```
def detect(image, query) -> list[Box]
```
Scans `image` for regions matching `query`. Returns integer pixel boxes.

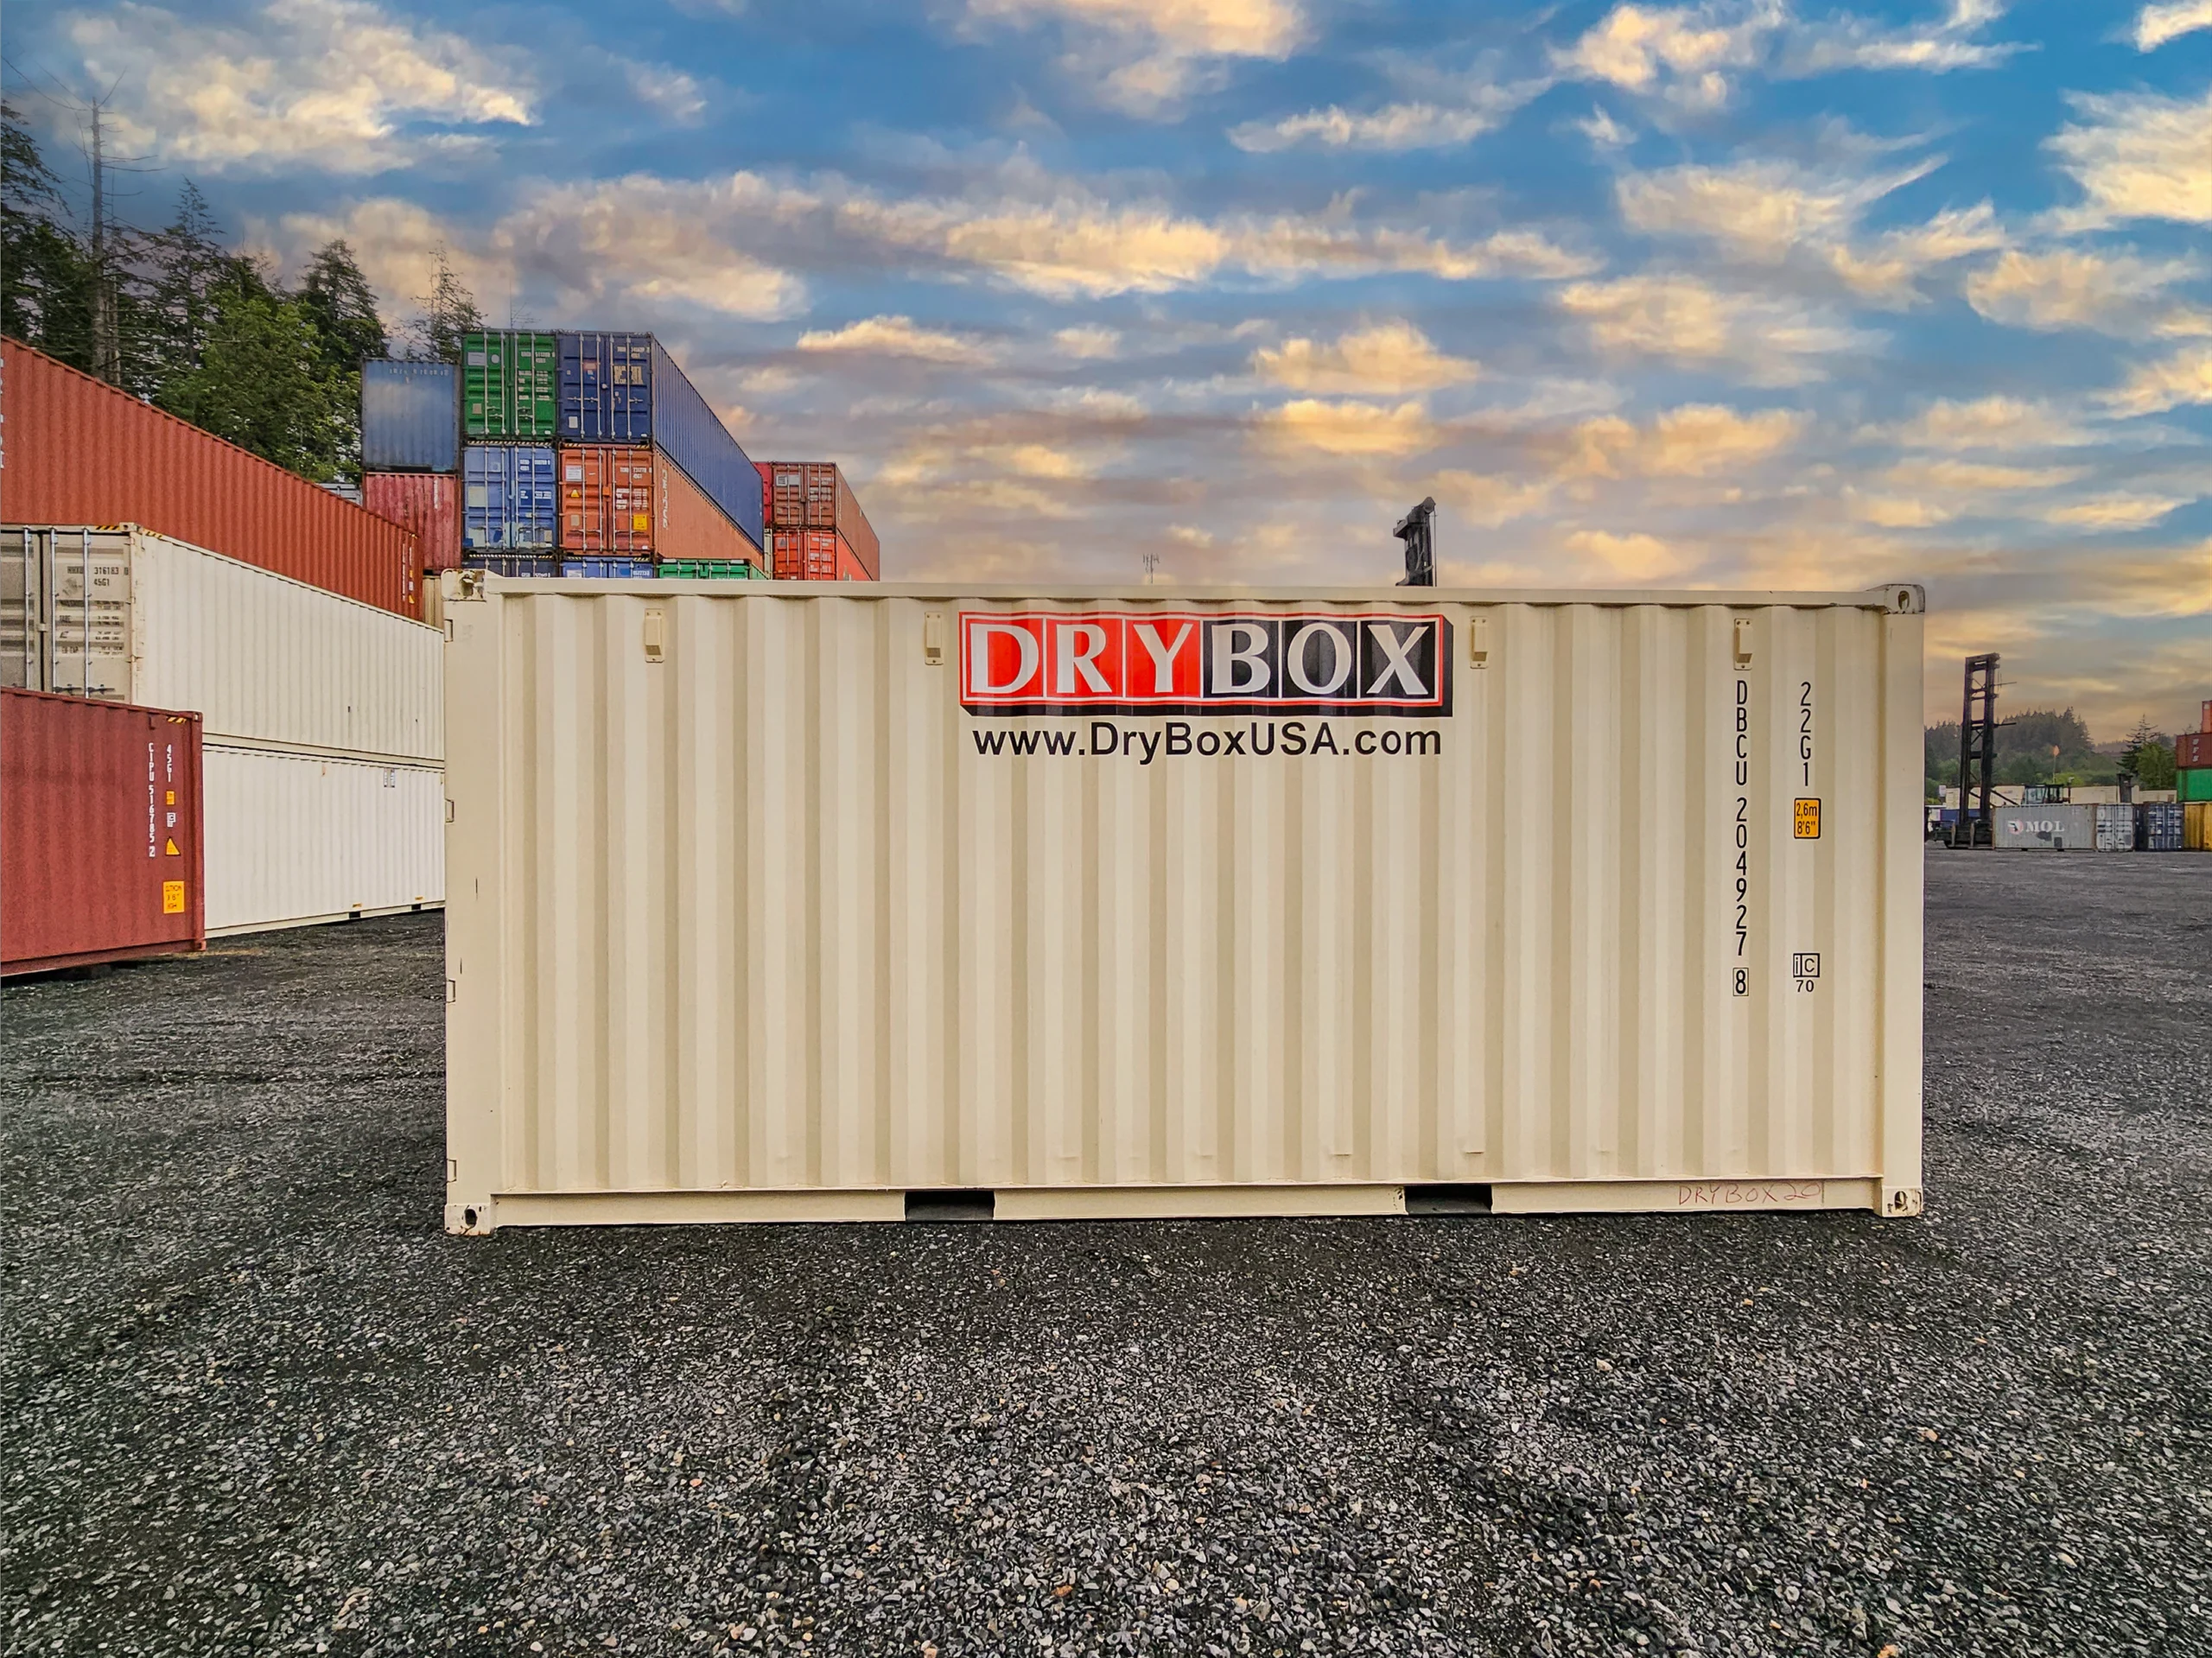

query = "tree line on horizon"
[1925,708,2178,793]
[1,100,484,486]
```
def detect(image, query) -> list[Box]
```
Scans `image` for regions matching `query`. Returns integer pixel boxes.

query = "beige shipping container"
[3,525,442,762]
[442,575,1925,1233]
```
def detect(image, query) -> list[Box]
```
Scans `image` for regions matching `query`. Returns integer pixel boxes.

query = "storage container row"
[757,461,880,579]
[361,334,766,549]
[1992,801,2210,851]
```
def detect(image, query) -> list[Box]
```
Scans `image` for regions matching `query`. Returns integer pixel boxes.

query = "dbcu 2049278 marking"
[960,610,1452,716]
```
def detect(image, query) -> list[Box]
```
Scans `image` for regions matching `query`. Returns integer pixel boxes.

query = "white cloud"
[61,0,532,175]
[2101,346,2212,416]
[622,60,709,126]
[1580,107,1635,149]
[797,314,998,363]
[1565,529,1700,580]
[1618,156,2003,303]
[1252,322,1480,393]
[965,0,1306,116]
[1557,272,1868,382]
[1785,0,2023,74]
[1874,397,2094,452]
[1054,326,1122,359]
[1565,403,1804,478]
[2049,86,2212,228]
[1230,75,1547,153]
[1964,247,2195,334]
[1258,398,1439,456]
[2134,0,2212,50]
[2041,494,2191,530]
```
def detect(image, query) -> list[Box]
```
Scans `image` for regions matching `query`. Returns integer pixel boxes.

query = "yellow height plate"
[1794,797,1822,839]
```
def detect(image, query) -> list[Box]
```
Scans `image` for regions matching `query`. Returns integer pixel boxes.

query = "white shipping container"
[1993,804,2095,850]
[442,576,1927,1232]
[204,745,445,935]
[3,525,442,762]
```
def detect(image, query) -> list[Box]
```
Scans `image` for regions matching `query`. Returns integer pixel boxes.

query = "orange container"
[559,445,656,555]
[1,338,420,616]
[761,461,879,578]
[653,448,761,568]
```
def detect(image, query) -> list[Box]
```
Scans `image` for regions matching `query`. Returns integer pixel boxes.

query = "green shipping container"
[659,560,765,580]
[2180,767,2212,803]
[464,332,557,439]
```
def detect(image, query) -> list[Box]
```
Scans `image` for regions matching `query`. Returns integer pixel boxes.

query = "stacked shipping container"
[758,461,881,580]
[364,331,775,581]
[2180,701,2211,805]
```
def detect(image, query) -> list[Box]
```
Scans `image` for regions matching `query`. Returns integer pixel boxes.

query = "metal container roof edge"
[444,573,1923,611]
[18,524,445,632]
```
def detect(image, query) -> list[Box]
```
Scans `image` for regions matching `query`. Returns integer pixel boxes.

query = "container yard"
[760,459,881,579]
[1,689,203,975]
[441,577,1926,1229]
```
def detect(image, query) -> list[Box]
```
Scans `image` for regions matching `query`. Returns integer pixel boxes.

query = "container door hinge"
[445,797,455,823]
[447,1159,458,1184]
[1469,614,1489,668]
[644,608,666,664]
[446,979,458,1003]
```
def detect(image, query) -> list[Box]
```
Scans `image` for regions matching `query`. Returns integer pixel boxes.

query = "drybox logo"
[959,611,1452,717]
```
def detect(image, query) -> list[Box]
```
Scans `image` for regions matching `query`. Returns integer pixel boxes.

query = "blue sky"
[10,0,2210,733]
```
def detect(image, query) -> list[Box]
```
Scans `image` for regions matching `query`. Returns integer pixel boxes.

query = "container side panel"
[364,473,462,574]
[3,340,418,616]
[649,340,764,548]
[361,360,461,472]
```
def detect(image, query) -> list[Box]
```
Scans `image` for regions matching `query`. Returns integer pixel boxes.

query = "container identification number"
[1733,675,1751,995]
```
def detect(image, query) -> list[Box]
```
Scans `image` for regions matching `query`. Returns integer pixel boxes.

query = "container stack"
[360,360,463,581]
[360,331,774,586]
[757,461,881,581]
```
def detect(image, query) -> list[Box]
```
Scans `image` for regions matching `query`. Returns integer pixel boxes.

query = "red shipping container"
[771,527,865,581]
[655,449,762,568]
[559,445,656,555]
[364,471,461,572]
[1,338,420,616]
[2,688,204,975]
[2180,732,2211,770]
[761,461,880,578]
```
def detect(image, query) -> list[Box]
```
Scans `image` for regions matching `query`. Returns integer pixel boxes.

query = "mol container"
[1,340,419,617]
[464,446,558,549]
[558,446,655,555]
[559,332,653,443]
[762,461,880,578]
[364,473,461,573]
[2,689,204,975]
[361,360,461,472]
[464,332,558,440]
[441,577,1928,1232]
[1994,805,2094,850]
[2,526,441,762]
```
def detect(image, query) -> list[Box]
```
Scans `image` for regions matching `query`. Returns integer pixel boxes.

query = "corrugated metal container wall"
[203,746,443,934]
[0,339,419,617]
[2092,804,2133,852]
[558,446,655,555]
[463,554,561,578]
[2178,768,2212,804]
[771,529,855,580]
[2,689,204,975]
[559,333,653,443]
[464,447,557,549]
[2178,732,2211,770]
[2186,801,2212,851]
[647,340,763,550]
[364,473,462,573]
[2,527,442,762]
[463,333,557,439]
[657,451,762,569]
[360,360,460,472]
[441,579,1927,1232]
[1993,805,2094,849]
[561,558,656,579]
[2137,801,2183,851]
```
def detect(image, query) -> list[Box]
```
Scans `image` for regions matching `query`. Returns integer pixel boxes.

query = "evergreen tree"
[407,245,482,362]
[298,238,386,370]
[158,267,348,482]
[2,99,98,366]
[141,181,235,391]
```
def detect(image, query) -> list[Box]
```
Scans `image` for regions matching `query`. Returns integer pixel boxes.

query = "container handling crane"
[1952,652,2004,848]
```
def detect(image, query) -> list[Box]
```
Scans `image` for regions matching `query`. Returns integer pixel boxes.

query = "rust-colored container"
[2,687,204,975]
[363,472,461,573]
[770,527,859,581]
[2179,732,2211,771]
[761,461,880,578]
[559,445,656,556]
[1,339,420,617]
[654,448,761,569]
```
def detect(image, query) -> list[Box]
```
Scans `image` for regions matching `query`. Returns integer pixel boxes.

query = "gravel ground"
[3,849,2209,1658]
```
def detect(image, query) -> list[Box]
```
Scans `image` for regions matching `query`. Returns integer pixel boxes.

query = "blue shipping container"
[463,446,558,549]
[559,333,654,443]
[361,360,460,472]
[2137,801,2184,851]
[560,558,657,579]
[461,554,561,578]
[650,340,764,549]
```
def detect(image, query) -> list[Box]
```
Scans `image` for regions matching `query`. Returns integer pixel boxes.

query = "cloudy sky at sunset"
[10,0,2209,732]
